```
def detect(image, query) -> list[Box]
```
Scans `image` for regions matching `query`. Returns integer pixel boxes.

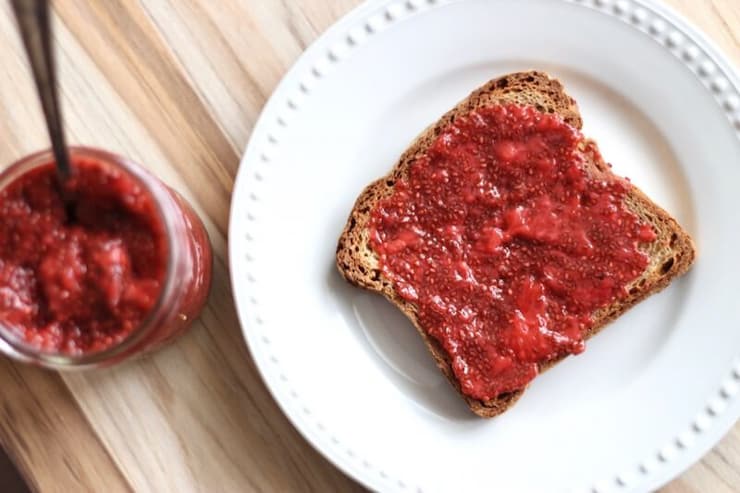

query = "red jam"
[0,158,167,355]
[369,104,657,400]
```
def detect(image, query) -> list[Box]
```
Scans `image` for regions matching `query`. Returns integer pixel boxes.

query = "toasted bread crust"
[336,71,696,417]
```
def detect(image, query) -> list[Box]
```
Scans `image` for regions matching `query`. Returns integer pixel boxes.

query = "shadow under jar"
[0,147,212,369]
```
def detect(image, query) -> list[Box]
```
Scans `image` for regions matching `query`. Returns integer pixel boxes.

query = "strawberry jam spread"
[0,157,167,355]
[369,104,657,400]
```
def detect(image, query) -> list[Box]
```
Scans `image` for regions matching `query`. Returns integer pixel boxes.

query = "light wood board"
[0,1,737,491]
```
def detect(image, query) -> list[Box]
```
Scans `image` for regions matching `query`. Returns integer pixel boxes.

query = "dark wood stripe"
[0,359,132,493]
[0,445,29,493]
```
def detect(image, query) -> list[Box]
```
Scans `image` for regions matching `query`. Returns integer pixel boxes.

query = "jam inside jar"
[0,147,213,368]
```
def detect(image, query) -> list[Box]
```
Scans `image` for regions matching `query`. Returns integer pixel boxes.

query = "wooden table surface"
[0,0,738,492]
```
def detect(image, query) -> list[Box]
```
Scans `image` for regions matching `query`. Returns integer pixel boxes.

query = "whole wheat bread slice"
[336,71,696,417]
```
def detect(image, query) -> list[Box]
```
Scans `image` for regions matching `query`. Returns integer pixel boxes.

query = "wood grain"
[0,0,736,492]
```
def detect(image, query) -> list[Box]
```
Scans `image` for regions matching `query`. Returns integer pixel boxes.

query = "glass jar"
[0,147,213,369]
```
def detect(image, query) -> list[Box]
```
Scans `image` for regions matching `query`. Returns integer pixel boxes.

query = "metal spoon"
[11,0,72,184]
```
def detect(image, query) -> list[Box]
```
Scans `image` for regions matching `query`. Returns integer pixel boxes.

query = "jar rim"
[0,146,182,368]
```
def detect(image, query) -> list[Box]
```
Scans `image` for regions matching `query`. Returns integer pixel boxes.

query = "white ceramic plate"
[229,1,740,491]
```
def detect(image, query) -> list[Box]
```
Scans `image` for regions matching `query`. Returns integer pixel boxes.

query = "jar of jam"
[0,147,212,368]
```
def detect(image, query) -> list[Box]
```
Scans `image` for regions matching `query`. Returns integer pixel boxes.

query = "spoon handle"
[11,0,71,181]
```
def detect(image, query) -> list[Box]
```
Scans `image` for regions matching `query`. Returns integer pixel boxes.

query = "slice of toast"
[336,71,696,417]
